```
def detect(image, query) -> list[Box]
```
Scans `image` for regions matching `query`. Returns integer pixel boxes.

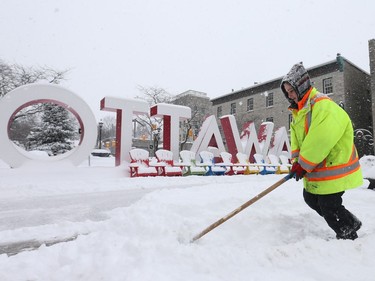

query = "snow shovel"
[190,173,293,243]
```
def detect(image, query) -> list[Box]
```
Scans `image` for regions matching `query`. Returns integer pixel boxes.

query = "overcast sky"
[1,0,374,119]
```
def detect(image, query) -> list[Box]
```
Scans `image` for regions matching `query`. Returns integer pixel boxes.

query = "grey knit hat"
[280,63,311,104]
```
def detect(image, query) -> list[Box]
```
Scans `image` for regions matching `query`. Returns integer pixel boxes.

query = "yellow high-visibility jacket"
[290,87,363,194]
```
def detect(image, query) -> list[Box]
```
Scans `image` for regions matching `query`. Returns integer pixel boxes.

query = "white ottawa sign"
[0,84,290,168]
[0,84,192,168]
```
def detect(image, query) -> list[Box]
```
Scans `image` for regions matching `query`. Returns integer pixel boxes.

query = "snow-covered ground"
[0,156,374,281]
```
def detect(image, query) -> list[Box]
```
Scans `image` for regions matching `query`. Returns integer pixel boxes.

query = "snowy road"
[0,188,158,231]
[0,187,162,256]
[0,159,207,256]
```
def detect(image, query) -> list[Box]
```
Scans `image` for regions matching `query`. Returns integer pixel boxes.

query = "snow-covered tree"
[1,59,69,148]
[27,103,77,155]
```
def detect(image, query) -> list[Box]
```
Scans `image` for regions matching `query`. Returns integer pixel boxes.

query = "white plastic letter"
[241,121,262,163]
[101,97,149,165]
[0,84,97,168]
[150,103,191,161]
[258,122,274,158]
[268,126,291,157]
[190,115,226,157]
[220,115,243,161]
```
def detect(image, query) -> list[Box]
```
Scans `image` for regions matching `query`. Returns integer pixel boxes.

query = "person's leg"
[317,192,361,240]
[303,189,323,216]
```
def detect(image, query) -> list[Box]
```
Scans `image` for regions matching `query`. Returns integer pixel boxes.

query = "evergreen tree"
[1,59,68,149]
[27,103,77,155]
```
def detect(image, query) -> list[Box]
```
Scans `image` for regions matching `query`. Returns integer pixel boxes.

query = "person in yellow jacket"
[280,63,363,240]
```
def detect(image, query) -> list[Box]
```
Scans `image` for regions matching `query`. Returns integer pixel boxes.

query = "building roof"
[211,55,369,104]
[174,90,210,100]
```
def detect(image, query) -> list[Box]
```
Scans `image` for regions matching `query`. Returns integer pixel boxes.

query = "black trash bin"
[367,178,375,190]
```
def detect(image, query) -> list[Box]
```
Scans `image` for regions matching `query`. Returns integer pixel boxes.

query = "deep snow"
[0,156,374,281]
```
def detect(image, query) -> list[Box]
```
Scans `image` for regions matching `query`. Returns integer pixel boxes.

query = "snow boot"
[336,216,362,240]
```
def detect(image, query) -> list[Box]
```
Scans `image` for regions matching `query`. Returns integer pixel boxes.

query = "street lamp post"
[98,120,103,149]
[152,127,161,156]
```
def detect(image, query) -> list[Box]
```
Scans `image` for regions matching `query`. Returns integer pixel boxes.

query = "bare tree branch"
[135,85,173,105]
[0,59,69,98]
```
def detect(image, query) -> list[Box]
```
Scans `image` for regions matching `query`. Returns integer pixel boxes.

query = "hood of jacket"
[280,63,311,107]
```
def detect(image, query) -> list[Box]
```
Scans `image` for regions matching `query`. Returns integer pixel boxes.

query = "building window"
[266,117,273,122]
[230,103,236,115]
[323,78,333,94]
[217,106,222,117]
[266,92,274,107]
[247,98,254,111]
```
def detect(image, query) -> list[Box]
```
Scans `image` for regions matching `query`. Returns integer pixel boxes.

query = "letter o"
[0,84,97,167]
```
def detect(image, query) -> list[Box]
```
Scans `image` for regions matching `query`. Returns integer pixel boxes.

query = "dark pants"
[303,189,359,237]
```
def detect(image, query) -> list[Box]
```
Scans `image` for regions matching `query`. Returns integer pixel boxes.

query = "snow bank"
[0,158,374,280]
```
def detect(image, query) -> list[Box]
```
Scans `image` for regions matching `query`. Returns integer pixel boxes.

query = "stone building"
[211,54,372,156]
[369,39,375,154]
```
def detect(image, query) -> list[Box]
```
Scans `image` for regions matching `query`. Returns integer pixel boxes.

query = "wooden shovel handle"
[191,174,292,243]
